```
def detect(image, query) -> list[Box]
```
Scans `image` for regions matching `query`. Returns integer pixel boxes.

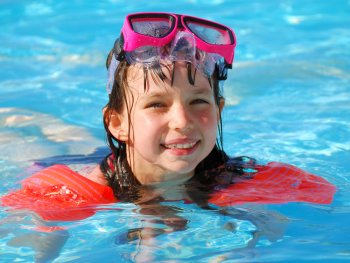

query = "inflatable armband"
[209,162,336,206]
[1,165,116,221]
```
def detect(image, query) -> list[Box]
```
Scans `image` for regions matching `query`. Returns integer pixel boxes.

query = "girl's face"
[111,63,223,184]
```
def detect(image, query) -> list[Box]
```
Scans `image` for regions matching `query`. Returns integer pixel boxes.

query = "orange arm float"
[209,162,337,206]
[1,165,116,221]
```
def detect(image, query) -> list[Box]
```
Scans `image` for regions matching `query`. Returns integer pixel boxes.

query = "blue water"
[1,0,350,262]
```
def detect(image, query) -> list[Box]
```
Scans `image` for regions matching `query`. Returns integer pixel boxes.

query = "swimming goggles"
[107,12,236,94]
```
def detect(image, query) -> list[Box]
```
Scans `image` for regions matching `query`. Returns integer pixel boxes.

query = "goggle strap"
[114,35,126,61]
[107,55,120,94]
[216,63,228,81]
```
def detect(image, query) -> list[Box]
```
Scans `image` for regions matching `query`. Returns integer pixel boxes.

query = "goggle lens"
[185,20,233,45]
[130,17,173,37]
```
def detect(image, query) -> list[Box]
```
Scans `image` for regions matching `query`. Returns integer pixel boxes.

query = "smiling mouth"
[162,141,198,149]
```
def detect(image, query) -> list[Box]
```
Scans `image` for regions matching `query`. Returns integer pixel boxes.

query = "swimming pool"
[1,0,349,262]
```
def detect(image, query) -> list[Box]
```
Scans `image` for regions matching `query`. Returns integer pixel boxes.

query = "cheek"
[133,113,160,129]
[197,108,219,128]
[131,113,163,141]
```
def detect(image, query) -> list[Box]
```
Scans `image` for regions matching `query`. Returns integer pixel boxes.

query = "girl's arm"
[86,165,109,185]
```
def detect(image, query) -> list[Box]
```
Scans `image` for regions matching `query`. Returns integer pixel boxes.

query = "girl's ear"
[216,97,225,120]
[219,97,225,112]
[103,107,128,142]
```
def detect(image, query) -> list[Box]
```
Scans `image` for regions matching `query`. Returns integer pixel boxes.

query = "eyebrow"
[141,87,212,98]
[191,88,212,95]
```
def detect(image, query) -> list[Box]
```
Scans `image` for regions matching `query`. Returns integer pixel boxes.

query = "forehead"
[126,62,211,93]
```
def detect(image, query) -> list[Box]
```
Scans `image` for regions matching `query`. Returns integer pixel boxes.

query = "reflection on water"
[0,107,103,164]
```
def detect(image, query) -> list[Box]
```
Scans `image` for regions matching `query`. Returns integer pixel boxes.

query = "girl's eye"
[146,102,165,109]
[191,99,209,104]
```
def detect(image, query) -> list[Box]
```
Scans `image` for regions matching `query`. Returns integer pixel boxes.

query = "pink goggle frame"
[120,12,236,66]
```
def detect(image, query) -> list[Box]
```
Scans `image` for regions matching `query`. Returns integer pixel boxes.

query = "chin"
[166,162,199,175]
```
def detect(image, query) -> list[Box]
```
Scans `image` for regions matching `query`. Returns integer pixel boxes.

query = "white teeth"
[164,142,196,149]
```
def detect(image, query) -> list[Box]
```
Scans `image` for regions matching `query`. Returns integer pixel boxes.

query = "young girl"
[2,12,335,221]
[87,12,240,200]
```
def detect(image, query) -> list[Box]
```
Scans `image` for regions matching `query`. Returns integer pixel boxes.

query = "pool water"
[1,0,350,262]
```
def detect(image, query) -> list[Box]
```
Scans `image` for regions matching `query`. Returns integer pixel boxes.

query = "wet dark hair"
[103,48,228,181]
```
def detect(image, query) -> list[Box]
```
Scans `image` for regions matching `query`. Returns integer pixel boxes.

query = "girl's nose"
[168,104,193,132]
